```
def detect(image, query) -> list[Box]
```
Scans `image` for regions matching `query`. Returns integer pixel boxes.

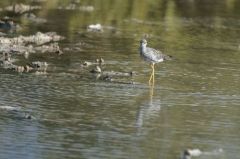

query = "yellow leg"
[148,72,153,84]
[152,63,155,84]
[148,63,154,85]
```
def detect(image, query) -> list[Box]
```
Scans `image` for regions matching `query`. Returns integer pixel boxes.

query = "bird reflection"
[136,83,161,135]
[150,82,154,99]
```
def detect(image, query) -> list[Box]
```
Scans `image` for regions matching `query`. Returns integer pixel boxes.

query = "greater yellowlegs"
[139,39,171,84]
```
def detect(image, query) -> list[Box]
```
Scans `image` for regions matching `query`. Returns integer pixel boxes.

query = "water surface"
[0,0,240,159]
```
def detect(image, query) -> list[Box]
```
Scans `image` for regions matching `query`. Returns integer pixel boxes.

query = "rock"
[35,43,62,54]
[87,63,135,84]
[30,61,48,68]
[30,32,64,45]
[0,53,49,74]
[0,32,64,45]
[24,65,33,72]
[15,66,24,73]
[4,3,42,14]
[0,32,64,54]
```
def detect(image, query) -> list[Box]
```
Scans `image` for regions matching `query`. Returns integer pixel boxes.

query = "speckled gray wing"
[143,47,165,63]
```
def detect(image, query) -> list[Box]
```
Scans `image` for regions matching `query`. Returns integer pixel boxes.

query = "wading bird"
[139,39,171,84]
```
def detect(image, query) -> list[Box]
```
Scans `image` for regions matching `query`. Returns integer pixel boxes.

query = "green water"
[0,0,240,159]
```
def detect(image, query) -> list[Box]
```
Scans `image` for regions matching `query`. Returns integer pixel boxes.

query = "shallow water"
[0,0,240,159]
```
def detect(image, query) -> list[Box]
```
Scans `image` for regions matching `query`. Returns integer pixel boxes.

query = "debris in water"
[90,65,102,73]
[0,106,21,111]
[24,113,33,119]
[58,2,94,12]
[0,17,21,32]
[30,61,48,68]
[24,51,29,59]
[79,6,94,12]
[21,13,47,24]
[82,58,104,67]
[95,58,104,64]
[87,24,103,32]
[0,32,64,45]
[24,65,33,72]
[3,3,42,14]
[0,32,64,54]
[181,148,224,159]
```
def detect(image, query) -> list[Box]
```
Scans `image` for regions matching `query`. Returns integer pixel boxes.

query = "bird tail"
[164,54,173,60]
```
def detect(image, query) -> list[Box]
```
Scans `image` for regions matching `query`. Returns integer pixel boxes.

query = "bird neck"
[140,44,147,53]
